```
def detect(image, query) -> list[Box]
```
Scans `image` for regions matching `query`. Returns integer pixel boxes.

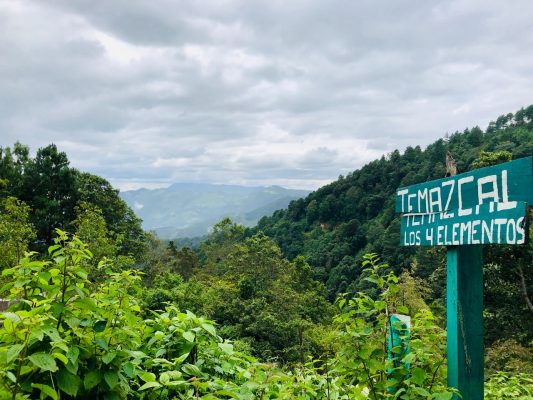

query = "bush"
[485,340,533,375]
[0,237,485,399]
[485,372,533,399]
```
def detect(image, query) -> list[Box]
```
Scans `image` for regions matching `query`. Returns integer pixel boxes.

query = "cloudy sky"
[1,0,532,191]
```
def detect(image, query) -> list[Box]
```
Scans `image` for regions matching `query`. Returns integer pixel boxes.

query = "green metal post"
[446,245,484,399]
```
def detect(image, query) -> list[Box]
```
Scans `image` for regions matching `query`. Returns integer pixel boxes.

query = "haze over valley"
[120,182,309,238]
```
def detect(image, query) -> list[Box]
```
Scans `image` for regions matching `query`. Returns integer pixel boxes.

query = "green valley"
[1,105,532,399]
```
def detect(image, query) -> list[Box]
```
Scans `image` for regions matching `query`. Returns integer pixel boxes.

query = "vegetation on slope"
[1,105,533,398]
[253,105,533,345]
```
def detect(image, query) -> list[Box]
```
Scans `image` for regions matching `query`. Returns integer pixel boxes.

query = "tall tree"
[19,144,77,244]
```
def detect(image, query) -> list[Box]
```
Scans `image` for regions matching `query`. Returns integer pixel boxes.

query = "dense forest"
[254,106,533,345]
[0,106,532,399]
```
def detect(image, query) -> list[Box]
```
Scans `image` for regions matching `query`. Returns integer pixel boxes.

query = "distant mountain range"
[120,183,310,239]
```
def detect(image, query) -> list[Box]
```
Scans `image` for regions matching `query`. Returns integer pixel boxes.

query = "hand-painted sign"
[395,155,531,400]
[395,156,533,214]
[401,201,527,246]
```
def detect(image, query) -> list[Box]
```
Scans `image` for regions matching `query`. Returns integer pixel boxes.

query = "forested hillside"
[254,105,533,344]
[0,145,466,398]
[1,106,532,399]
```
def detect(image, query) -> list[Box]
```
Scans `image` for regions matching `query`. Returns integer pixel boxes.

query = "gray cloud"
[1,0,532,191]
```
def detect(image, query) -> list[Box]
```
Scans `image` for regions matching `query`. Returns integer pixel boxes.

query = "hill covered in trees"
[253,105,533,344]
[1,105,533,399]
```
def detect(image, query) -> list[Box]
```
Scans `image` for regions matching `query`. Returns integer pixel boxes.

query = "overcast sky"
[1,0,532,191]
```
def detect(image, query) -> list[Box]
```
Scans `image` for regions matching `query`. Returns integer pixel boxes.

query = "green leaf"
[65,360,79,375]
[52,341,69,353]
[139,381,162,391]
[397,305,409,314]
[80,319,91,327]
[182,331,195,342]
[358,345,372,360]
[411,367,427,385]
[412,387,431,397]
[403,353,416,364]
[84,370,101,390]
[52,352,68,365]
[42,327,61,342]
[338,298,346,309]
[175,352,190,363]
[95,336,109,350]
[432,392,453,400]
[375,300,386,310]
[6,344,24,364]
[160,371,182,385]
[57,368,82,396]
[218,342,234,355]
[104,370,119,389]
[155,348,166,358]
[201,323,217,337]
[102,352,116,365]
[38,271,52,282]
[123,362,135,378]
[73,286,86,300]
[30,328,45,342]
[94,320,107,332]
[6,371,16,383]
[19,365,32,376]
[182,363,203,377]
[65,317,81,329]
[28,353,58,372]
[48,244,61,255]
[31,383,58,400]
[51,303,65,320]
[2,312,21,323]
[215,390,240,399]
[367,358,383,372]
[75,270,88,280]
[66,346,79,364]
[140,371,156,383]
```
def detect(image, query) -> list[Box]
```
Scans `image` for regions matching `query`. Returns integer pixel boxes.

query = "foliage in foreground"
[0,234,528,399]
[0,231,256,399]
[484,372,533,399]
